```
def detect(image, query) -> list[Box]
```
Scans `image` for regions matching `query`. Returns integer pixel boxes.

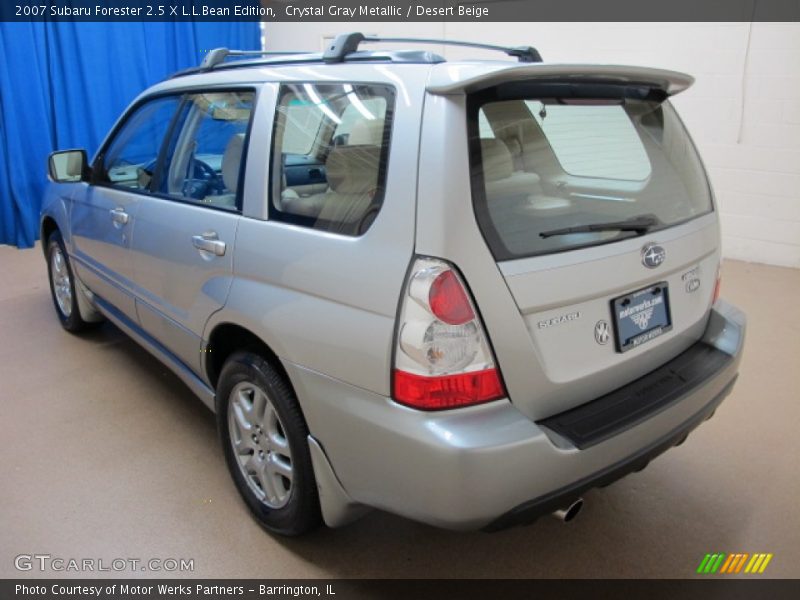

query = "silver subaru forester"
[41,33,746,535]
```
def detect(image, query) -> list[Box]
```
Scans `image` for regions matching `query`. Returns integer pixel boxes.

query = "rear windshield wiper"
[539,215,658,239]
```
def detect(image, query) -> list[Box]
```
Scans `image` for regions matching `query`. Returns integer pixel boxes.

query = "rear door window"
[470,90,712,260]
[158,90,254,211]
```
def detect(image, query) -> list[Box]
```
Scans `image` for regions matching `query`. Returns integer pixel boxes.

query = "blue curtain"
[0,22,260,247]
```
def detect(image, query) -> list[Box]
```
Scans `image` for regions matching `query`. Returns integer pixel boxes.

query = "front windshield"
[470,92,713,260]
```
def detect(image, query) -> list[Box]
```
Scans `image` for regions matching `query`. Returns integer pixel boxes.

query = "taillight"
[713,269,722,304]
[429,270,475,325]
[392,257,506,410]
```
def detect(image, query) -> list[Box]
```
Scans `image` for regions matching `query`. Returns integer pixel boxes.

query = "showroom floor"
[1,244,798,579]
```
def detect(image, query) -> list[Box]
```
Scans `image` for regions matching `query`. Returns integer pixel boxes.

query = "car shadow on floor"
[86,321,749,579]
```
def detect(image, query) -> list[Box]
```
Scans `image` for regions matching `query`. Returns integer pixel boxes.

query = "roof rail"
[171,48,446,79]
[173,32,542,79]
[322,32,542,63]
[200,48,310,70]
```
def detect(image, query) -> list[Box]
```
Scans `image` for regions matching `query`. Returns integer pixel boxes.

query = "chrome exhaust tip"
[552,498,583,523]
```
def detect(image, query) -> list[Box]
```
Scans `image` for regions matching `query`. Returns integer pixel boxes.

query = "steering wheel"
[183,158,225,199]
[191,158,217,181]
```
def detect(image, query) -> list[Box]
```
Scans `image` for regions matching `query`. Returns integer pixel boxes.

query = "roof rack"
[324,32,543,64]
[174,32,543,79]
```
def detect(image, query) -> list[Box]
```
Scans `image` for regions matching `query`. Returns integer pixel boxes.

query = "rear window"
[469,90,712,260]
[527,101,652,181]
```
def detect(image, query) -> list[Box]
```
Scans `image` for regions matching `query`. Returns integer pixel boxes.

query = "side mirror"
[48,149,89,183]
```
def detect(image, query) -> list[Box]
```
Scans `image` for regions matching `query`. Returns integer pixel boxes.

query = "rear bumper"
[289,300,745,530]
[486,374,736,531]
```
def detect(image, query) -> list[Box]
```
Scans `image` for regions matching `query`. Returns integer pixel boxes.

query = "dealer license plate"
[612,283,672,352]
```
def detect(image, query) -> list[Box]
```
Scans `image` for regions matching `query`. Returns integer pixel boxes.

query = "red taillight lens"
[713,275,722,304]
[393,368,505,410]
[428,270,475,325]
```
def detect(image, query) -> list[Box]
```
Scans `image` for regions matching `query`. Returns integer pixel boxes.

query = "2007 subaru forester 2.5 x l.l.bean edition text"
[41,33,746,535]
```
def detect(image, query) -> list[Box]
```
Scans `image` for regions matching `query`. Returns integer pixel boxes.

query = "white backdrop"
[263,22,800,268]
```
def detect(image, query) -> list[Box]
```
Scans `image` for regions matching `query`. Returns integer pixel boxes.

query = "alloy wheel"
[50,246,73,318]
[227,381,294,509]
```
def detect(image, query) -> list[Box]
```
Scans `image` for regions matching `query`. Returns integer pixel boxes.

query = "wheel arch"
[205,320,365,529]
[40,183,75,254]
[40,216,59,256]
[205,322,293,396]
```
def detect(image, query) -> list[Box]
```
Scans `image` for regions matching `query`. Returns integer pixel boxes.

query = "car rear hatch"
[431,65,721,421]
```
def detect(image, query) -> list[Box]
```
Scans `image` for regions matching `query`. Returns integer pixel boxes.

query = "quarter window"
[270,83,395,236]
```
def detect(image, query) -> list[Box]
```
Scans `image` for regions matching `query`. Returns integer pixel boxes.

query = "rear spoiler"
[427,64,694,97]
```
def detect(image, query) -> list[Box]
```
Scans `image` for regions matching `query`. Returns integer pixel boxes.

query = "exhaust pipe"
[552,498,583,523]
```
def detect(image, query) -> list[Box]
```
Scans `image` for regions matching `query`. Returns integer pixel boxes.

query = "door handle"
[191,232,226,256]
[109,207,129,225]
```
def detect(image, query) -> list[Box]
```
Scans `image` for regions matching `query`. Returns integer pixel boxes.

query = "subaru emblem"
[642,243,666,269]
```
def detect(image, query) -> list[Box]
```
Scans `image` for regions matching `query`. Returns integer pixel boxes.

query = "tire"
[46,231,94,333]
[217,351,322,536]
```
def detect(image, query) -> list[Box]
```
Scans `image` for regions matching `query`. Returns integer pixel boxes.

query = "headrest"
[325,145,381,194]
[480,139,514,182]
[349,120,384,145]
[222,133,245,193]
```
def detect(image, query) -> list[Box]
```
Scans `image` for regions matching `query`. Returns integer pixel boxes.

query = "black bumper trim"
[539,341,732,450]
[484,376,736,532]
